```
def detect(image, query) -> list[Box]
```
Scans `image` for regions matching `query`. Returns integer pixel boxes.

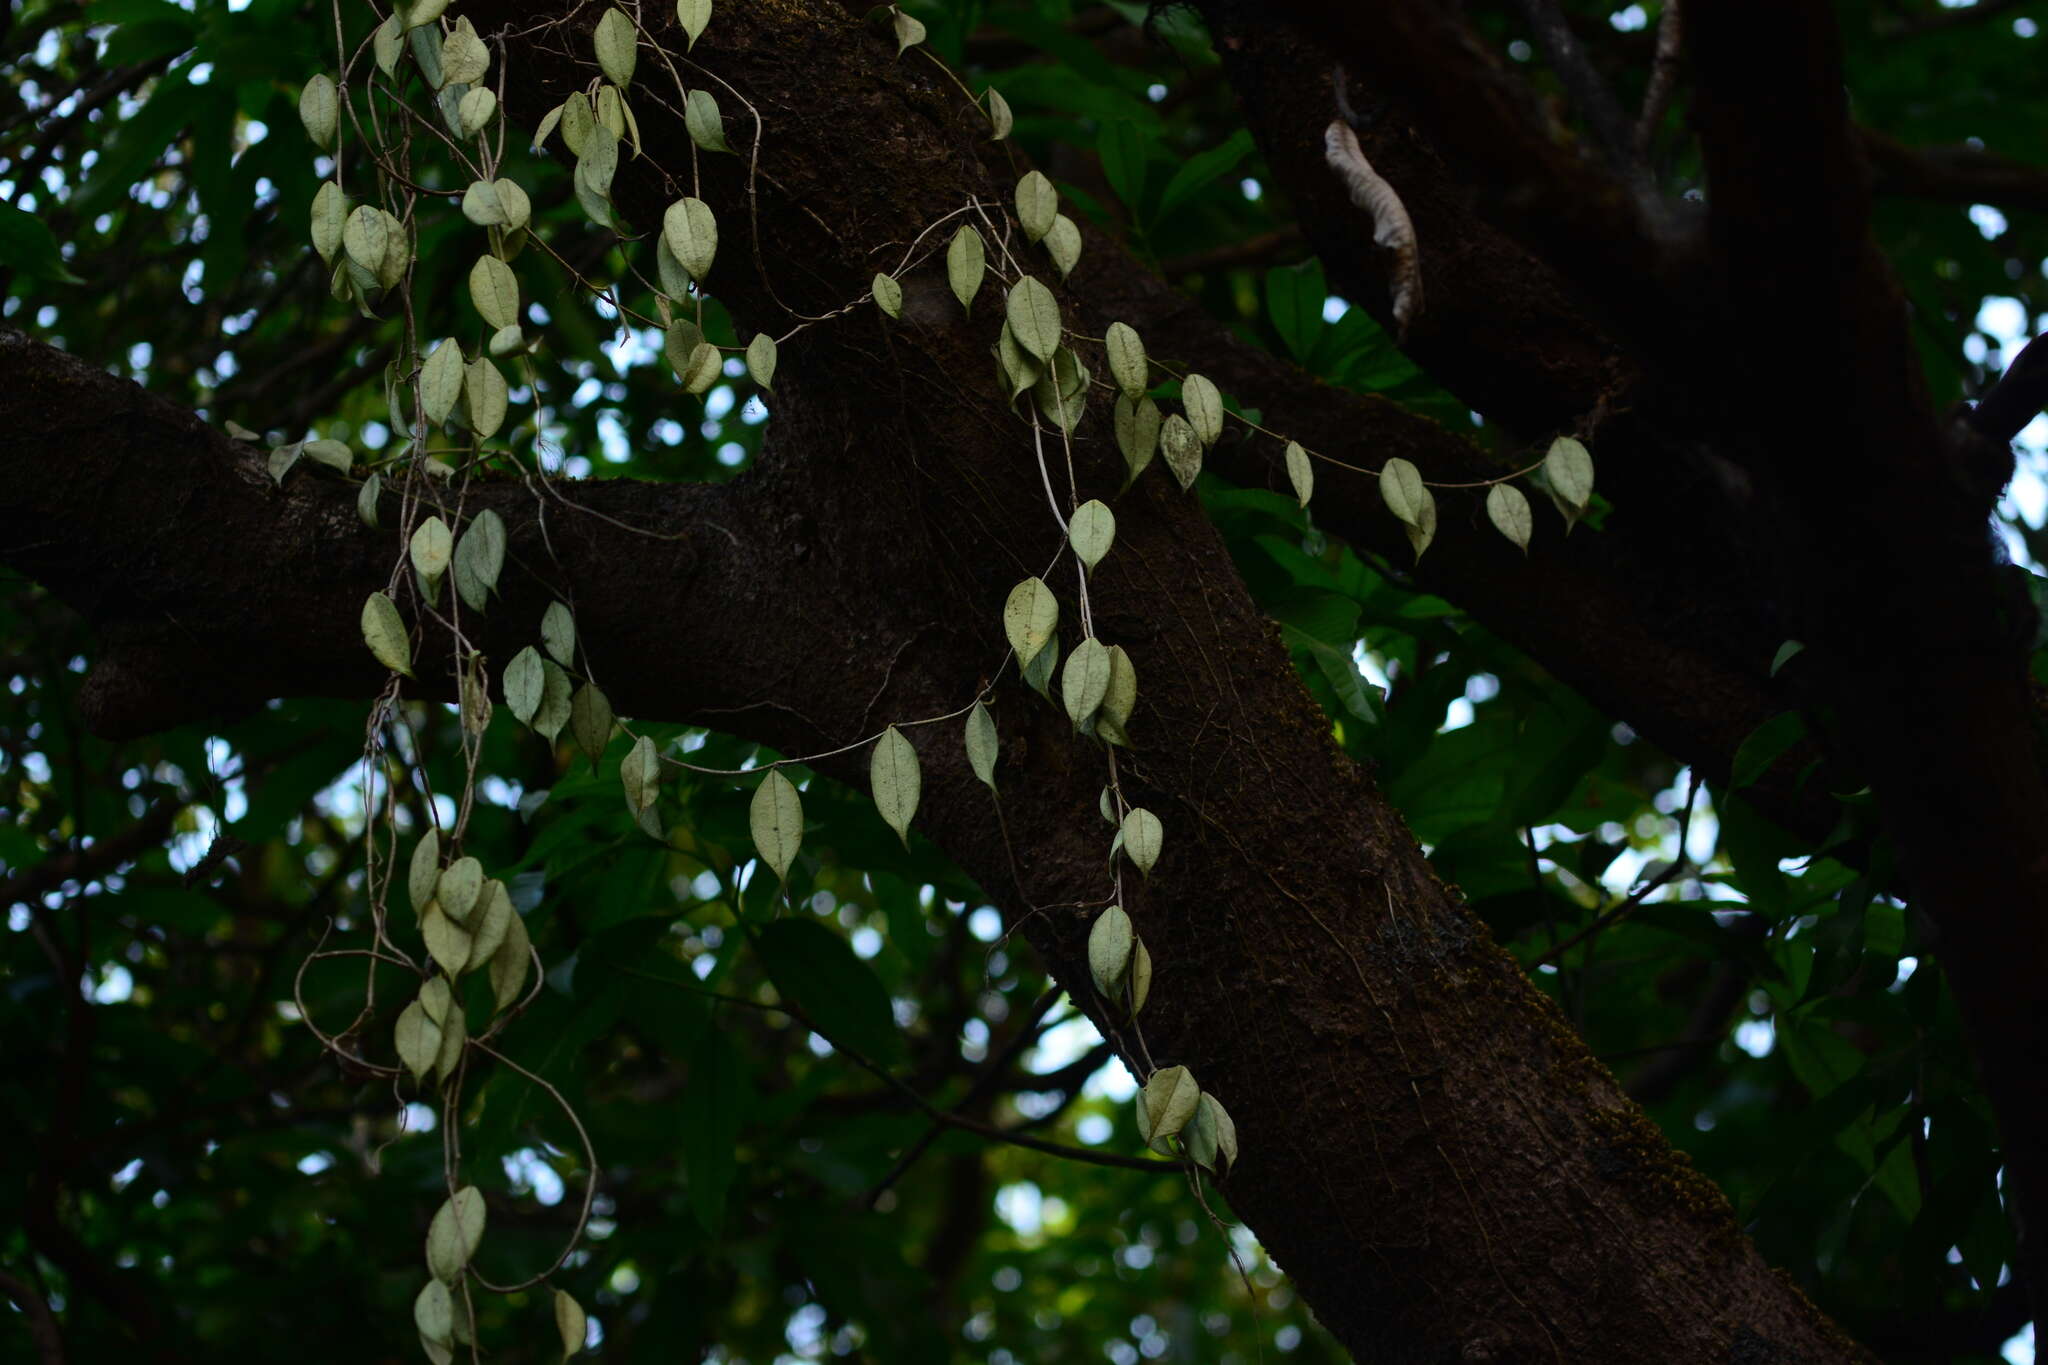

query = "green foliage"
[1,0,2040,1361]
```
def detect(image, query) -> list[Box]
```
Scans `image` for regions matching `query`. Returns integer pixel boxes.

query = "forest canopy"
[4,1,2048,1362]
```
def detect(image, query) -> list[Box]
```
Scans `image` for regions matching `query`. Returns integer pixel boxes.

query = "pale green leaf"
[750,769,804,880]
[1015,170,1056,243]
[409,829,441,913]
[677,0,712,49]
[374,14,403,76]
[555,1289,588,1357]
[1285,440,1313,509]
[964,701,999,791]
[685,88,730,153]
[1129,937,1152,1013]
[303,438,352,473]
[469,255,519,331]
[415,1279,454,1346]
[494,178,531,231]
[679,341,722,394]
[453,508,506,612]
[571,683,614,769]
[1160,412,1202,491]
[342,204,389,273]
[464,878,514,973]
[457,85,496,137]
[503,645,544,725]
[1022,632,1058,700]
[1121,806,1163,876]
[560,90,593,157]
[891,6,925,55]
[1182,373,1222,447]
[403,0,450,32]
[310,181,346,265]
[947,224,985,315]
[421,903,472,978]
[1005,276,1060,361]
[1045,213,1081,280]
[1087,904,1133,998]
[424,1187,485,1283]
[465,357,508,439]
[1105,322,1146,401]
[437,856,484,923]
[1114,394,1160,487]
[1485,482,1532,552]
[460,178,507,227]
[394,999,441,1082]
[1003,577,1058,668]
[1545,435,1595,528]
[1098,644,1137,745]
[299,74,338,150]
[1068,500,1115,570]
[489,906,531,1011]
[595,83,625,141]
[872,272,902,318]
[532,101,565,152]
[621,734,660,813]
[996,322,1041,399]
[409,517,452,584]
[1378,456,1428,526]
[534,660,574,742]
[1061,637,1111,728]
[1140,1065,1199,1154]
[745,332,777,390]
[870,725,921,847]
[439,18,489,86]
[541,601,576,667]
[362,592,414,677]
[662,197,718,282]
[984,85,1011,140]
[593,7,637,86]
[488,324,526,358]
[420,338,463,425]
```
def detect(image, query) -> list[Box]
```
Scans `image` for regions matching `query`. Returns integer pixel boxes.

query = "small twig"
[1534,771,1700,968]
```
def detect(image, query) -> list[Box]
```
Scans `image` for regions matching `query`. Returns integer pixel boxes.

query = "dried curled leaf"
[1324,119,1422,340]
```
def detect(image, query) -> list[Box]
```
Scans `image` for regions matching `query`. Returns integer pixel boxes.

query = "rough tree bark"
[7,0,2044,1357]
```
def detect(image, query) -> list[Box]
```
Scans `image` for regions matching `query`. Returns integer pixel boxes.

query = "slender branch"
[0,1270,66,1365]
[1634,1,1682,163]
[1509,0,1639,177]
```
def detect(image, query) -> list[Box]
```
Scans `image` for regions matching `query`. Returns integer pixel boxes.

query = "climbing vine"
[282,1,1598,1356]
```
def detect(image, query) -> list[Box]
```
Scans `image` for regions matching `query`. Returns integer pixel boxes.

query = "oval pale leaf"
[342,204,388,273]
[460,178,506,227]
[357,471,381,528]
[409,830,441,913]
[1061,636,1112,728]
[1105,322,1147,401]
[299,74,338,149]
[1003,577,1059,668]
[1182,373,1222,447]
[395,999,441,1082]
[964,701,999,791]
[541,600,576,667]
[947,224,985,315]
[680,340,721,395]
[662,197,718,283]
[436,855,483,923]
[1087,904,1133,998]
[1068,500,1115,571]
[593,7,636,86]
[494,177,531,231]
[1005,276,1061,361]
[1378,456,1427,527]
[571,683,614,769]
[1130,937,1153,1014]
[1160,412,1202,491]
[534,660,573,742]
[621,733,660,813]
[985,85,1012,140]
[1098,644,1137,744]
[1285,440,1314,509]
[439,18,489,86]
[555,1289,588,1357]
[1120,806,1163,876]
[1045,213,1081,280]
[457,85,496,137]
[870,725,920,847]
[750,768,804,880]
[420,337,464,425]
[1486,482,1532,552]
[414,1279,454,1346]
[503,645,544,725]
[421,903,472,978]
[1141,1065,1200,1154]
[424,1186,486,1283]
[362,592,413,677]
[891,7,925,54]
[464,878,514,972]
[489,906,531,1011]
[1022,630,1058,700]
[745,332,777,390]
[311,180,346,265]
[872,272,902,319]
[1016,170,1056,242]
[1115,394,1161,486]
[685,87,730,153]
[1545,434,1595,523]
[677,0,712,49]
[452,508,506,612]
[468,254,519,331]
